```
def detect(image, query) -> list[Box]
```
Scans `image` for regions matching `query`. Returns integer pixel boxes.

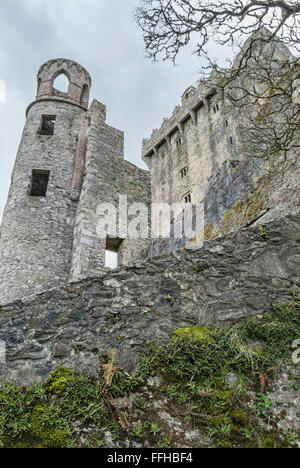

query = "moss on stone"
[230,410,248,426]
[45,367,74,395]
[174,326,212,342]
[204,179,270,240]
[262,432,286,449]
[0,302,299,448]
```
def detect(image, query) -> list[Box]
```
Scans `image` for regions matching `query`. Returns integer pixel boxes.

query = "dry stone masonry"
[0,212,299,386]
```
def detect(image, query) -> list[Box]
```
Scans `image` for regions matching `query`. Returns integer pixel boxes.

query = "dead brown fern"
[102,349,119,387]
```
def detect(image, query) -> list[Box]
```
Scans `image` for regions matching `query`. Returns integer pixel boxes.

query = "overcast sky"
[0,0,232,221]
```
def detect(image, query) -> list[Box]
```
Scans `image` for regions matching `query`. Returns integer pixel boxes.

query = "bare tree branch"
[135,0,300,169]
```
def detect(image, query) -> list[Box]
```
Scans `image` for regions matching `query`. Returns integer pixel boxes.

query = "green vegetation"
[204,180,270,240]
[0,302,299,448]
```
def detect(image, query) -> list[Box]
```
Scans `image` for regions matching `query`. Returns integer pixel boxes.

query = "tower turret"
[0,59,91,304]
[33,58,91,112]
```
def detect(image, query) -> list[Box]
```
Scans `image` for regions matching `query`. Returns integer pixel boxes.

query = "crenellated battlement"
[142,79,216,161]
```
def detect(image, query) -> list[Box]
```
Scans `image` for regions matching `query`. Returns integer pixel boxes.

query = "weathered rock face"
[0,212,299,386]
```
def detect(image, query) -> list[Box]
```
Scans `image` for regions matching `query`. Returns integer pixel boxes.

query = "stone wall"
[35,58,92,111]
[141,33,294,220]
[142,90,241,210]
[0,211,299,386]
[69,99,151,282]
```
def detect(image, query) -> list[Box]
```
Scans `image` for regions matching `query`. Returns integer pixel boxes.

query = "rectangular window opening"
[105,237,123,269]
[30,170,50,197]
[229,136,234,145]
[105,250,118,270]
[39,115,56,136]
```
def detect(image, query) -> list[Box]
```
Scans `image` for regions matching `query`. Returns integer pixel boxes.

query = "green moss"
[230,410,248,426]
[45,367,74,395]
[174,326,212,342]
[262,433,286,449]
[204,180,271,239]
[29,403,69,448]
[0,302,298,448]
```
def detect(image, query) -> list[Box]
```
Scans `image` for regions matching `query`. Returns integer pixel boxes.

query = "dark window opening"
[39,115,56,136]
[213,103,220,113]
[225,120,229,128]
[105,237,123,269]
[30,170,50,197]
[183,192,192,203]
[229,136,234,145]
[180,167,188,178]
[176,137,182,148]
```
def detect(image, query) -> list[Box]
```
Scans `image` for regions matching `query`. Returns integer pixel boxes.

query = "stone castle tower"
[0,59,150,305]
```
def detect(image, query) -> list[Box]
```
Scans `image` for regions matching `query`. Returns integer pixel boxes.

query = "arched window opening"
[81,84,89,105]
[53,73,69,93]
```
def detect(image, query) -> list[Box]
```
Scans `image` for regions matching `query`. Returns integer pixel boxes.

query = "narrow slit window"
[183,192,192,203]
[176,137,182,148]
[30,170,50,197]
[213,103,220,113]
[180,167,188,178]
[229,136,234,145]
[39,115,56,136]
[81,84,89,105]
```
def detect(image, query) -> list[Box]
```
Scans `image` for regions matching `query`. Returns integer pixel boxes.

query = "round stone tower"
[0,59,92,304]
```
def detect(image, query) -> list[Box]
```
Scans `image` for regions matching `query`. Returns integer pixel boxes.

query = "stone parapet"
[142,81,215,159]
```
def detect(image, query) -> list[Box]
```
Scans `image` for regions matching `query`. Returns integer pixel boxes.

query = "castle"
[0,36,299,388]
[0,33,297,306]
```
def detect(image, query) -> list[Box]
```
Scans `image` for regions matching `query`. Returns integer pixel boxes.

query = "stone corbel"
[153,147,158,157]
[189,109,197,125]
[177,122,184,136]
[203,98,209,110]
[165,135,171,151]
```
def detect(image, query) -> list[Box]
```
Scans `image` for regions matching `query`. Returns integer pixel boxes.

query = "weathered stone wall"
[69,100,151,282]
[0,212,299,386]
[141,33,294,224]
[143,89,241,210]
